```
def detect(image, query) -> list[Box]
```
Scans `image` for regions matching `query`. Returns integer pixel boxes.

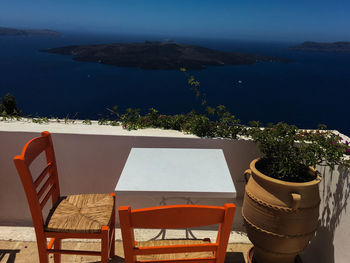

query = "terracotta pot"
[242,159,321,263]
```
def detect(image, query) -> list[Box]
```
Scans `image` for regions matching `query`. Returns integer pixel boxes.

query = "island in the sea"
[0,26,60,36]
[290,41,350,53]
[41,41,291,70]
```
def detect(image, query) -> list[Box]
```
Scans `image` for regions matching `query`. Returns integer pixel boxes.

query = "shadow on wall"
[302,165,350,263]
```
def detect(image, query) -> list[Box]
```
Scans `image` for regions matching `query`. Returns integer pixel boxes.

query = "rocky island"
[0,26,60,36]
[290,41,350,53]
[41,41,291,70]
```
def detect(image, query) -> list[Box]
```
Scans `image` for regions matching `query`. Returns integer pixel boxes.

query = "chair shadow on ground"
[0,249,20,263]
[224,252,246,263]
[90,255,125,263]
[89,252,246,263]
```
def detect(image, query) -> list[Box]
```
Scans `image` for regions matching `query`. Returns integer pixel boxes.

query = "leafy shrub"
[248,122,349,182]
[0,93,20,116]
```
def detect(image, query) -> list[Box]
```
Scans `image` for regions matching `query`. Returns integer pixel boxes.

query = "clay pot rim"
[250,158,322,187]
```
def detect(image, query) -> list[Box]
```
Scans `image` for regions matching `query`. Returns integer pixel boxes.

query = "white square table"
[115,148,236,233]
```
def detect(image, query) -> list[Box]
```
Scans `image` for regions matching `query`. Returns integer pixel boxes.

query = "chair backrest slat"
[34,162,52,188]
[119,204,236,263]
[37,173,54,199]
[130,205,225,229]
[134,243,218,255]
[40,184,56,209]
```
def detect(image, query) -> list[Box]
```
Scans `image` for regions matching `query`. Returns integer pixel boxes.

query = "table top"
[115,148,236,198]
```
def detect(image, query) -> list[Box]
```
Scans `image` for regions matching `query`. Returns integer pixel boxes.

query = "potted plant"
[242,122,349,263]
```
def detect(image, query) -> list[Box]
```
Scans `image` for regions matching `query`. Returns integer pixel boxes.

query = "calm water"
[1,32,350,134]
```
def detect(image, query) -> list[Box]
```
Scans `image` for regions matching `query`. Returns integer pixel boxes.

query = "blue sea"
[1,32,350,135]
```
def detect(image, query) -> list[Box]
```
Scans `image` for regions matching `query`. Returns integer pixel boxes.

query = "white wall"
[0,122,349,263]
[0,123,259,231]
[301,165,350,263]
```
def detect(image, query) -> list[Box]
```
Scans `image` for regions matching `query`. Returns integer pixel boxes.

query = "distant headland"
[290,41,350,53]
[41,41,291,70]
[0,26,60,36]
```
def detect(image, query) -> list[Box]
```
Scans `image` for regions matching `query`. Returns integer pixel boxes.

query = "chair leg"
[54,238,62,263]
[101,226,110,263]
[37,238,49,263]
[109,210,116,258]
[109,192,116,258]
[109,230,115,258]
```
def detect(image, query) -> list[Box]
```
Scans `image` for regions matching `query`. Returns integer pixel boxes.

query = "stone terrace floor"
[0,240,251,263]
[0,227,252,263]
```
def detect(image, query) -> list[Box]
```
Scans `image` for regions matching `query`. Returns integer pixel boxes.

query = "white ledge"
[0,118,349,142]
[0,119,198,138]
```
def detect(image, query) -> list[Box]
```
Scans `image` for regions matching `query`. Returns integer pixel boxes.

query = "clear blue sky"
[1,0,349,42]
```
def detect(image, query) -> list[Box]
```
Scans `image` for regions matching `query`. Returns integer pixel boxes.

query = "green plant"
[120,108,144,130]
[98,118,109,125]
[1,110,8,121]
[181,111,213,137]
[0,93,20,116]
[109,120,120,126]
[83,119,92,125]
[71,112,78,124]
[32,117,49,124]
[64,115,70,124]
[214,105,241,139]
[113,104,243,138]
[181,67,207,109]
[248,122,350,182]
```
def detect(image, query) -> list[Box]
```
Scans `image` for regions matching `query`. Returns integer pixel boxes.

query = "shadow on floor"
[225,252,246,263]
[0,249,20,263]
[90,256,125,263]
[89,252,246,263]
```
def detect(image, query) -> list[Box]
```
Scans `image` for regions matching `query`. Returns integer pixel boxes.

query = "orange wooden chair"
[13,131,116,263]
[119,204,236,263]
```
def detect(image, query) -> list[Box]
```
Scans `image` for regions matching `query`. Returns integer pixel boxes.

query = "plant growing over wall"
[248,122,350,182]
[32,117,49,124]
[83,119,92,125]
[0,93,20,116]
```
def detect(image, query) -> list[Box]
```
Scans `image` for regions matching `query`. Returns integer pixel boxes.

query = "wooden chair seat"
[45,193,114,233]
